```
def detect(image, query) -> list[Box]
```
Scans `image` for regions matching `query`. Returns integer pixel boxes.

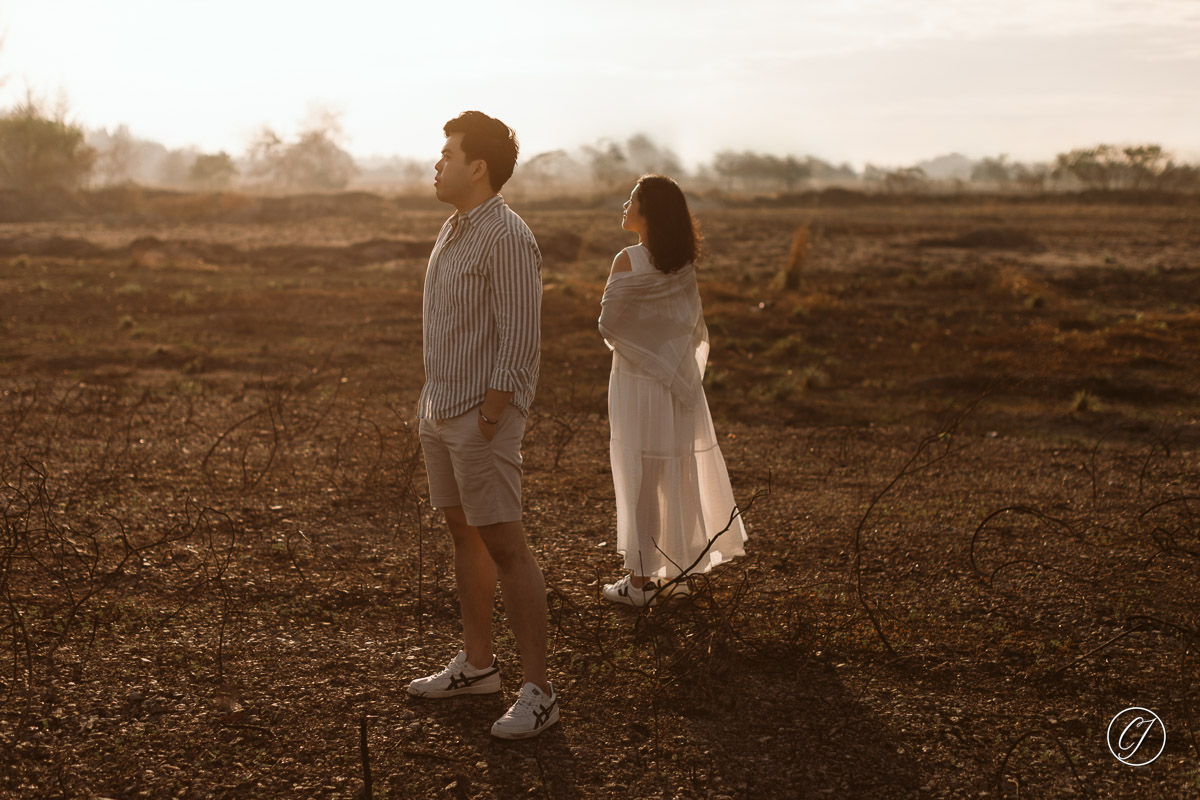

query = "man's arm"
[483,232,541,422]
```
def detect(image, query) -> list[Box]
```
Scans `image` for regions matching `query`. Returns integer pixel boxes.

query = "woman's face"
[621,184,647,235]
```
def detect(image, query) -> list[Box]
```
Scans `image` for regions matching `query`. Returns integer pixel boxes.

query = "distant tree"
[747,153,782,190]
[286,129,356,190]
[515,149,586,194]
[624,133,683,177]
[87,127,188,187]
[1121,145,1170,189]
[691,162,715,185]
[189,151,237,190]
[1053,143,1190,191]
[861,164,887,184]
[246,110,357,191]
[246,125,283,179]
[777,155,811,192]
[758,154,785,188]
[833,162,859,181]
[92,124,138,185]
[807,157,857,183]
[864,164,926,191]
[1156,162,1200,192]
[582,140,630,191]
[158,148,193,187]
[971,155,1012,184]
[711,150,745,190]
[711,150,783,191]
[1054,145,1120,189]
[1012,162,1050,191]
[0,95,96,194]
[354,155,428,191]
[882,166,927,193]
[713,152,847,191]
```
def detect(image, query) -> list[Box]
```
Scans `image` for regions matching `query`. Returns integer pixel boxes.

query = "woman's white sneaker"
[490,682,559,740]
[601,574,691,607]
[407,650,501,698]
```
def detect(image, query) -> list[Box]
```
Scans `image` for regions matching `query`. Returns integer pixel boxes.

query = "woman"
[598,174,747,607]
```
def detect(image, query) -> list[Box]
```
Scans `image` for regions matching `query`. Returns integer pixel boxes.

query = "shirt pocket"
[442,252,489,309]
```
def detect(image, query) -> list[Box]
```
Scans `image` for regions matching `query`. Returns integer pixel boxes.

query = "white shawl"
[599,265,710,408]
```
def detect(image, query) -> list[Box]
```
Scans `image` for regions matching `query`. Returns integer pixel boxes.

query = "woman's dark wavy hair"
[636,174,701,274]
[443,111,519,191]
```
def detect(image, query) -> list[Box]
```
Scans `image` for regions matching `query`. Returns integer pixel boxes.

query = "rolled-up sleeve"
[487,233,542,394]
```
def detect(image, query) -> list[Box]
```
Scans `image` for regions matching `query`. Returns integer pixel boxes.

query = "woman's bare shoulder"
[610,249,633,275]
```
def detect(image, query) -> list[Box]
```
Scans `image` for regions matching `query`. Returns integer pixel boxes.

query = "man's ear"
[470,158,489,185]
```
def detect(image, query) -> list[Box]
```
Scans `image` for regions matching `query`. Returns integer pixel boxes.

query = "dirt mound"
[246,192,402,223]
[916,227,1044,251]
[126,236,430,270]
[1,233,431,270]
[101,189,409,224]
[0,189,91,222]
[1074,189,1200,206]
[726,188,875,207]
[1,188,440,224]
[251,238,431,270]
[0,235,105,258]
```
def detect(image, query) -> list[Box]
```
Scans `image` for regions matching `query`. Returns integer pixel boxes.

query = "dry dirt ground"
[1,189,1198,799]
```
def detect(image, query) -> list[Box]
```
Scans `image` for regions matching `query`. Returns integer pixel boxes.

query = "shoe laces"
[512,686,546,713]
[438,654,468,678]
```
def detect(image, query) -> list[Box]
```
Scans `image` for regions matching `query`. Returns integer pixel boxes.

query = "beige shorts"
[419,405,526,527]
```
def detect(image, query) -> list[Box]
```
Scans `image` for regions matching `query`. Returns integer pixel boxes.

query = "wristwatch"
[479,409,499,425]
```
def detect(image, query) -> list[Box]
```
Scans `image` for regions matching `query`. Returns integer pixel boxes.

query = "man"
[407,111,556,740]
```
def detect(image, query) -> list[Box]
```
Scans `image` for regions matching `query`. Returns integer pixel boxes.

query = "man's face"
[434,133,478,206]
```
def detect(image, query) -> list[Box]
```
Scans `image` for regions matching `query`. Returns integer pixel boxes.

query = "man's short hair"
[443,111,519,192]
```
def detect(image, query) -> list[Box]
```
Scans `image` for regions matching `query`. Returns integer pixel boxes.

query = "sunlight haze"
[1,0,1197,168]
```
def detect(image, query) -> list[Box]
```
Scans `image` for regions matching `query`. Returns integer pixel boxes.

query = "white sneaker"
[407,650,501,698]
[601,574,691,607]
[491,682,559,740]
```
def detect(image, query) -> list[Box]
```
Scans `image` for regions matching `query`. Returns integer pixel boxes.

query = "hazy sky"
[2,0,1198,169]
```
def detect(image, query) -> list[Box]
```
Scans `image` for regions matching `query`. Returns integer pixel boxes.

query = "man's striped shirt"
[418,194,542,420]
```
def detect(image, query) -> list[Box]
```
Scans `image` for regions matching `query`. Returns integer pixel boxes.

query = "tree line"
[0,96,360,196]
[2,95,1198,198]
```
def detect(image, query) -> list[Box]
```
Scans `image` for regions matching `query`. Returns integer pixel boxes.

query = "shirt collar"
[454,194,504,228]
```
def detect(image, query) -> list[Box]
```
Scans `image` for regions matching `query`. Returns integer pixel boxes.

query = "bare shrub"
[1054,143,1199,191]
[777,223,809,291]
[0,95,96,195]
[188,152,238,190]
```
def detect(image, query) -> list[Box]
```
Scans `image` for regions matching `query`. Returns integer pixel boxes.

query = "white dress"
[606,245,747,579]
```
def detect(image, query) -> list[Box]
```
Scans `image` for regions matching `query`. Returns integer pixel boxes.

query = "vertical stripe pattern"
[419,194,542,420]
